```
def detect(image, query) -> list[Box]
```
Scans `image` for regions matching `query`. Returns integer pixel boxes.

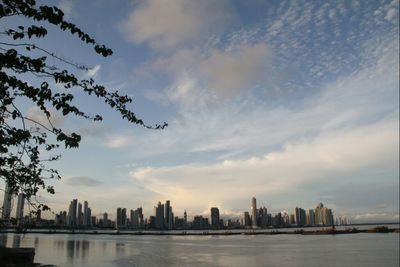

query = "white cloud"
[129,120,398,215]
[352,212,399,223]
[58,0,73,19]
[137,42,271,101]
[26,106,64,129]
[199,43,270,96]
[120,0,234,50]
[105,135,131,148]
[86,64,101,78]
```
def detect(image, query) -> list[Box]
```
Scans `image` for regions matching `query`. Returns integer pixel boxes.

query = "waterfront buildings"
[2,194,347,229]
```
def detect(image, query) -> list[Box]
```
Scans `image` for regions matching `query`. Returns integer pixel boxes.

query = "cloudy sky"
[1,0,399,223]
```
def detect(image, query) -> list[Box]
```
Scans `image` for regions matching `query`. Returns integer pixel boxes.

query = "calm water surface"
[1,232,398,267]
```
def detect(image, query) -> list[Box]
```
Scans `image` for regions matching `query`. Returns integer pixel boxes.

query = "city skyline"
[2,195,351,229]
[0,0,398,223]
[1,194,377,226]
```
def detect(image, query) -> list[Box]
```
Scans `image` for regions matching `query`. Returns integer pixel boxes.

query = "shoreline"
[1,226,399,236]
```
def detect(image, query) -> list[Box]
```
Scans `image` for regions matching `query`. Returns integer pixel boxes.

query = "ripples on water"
[0,231,399,267]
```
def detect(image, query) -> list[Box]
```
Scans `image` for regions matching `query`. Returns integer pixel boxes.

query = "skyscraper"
[251,197,257,228]
[307,209,315,226]
[184,210,187,229]
[77,202,82,227]
[244,211,251,227]
[210,207,220,229]
[295,207,306,226]
[164,200,170,229]
[122,208,127,227]
[67,199,78,227]
[86,207,91,227]
[116,208,122,228]
[1,183,13,220]
[15,194,24,226]
[83,201,88,227]
[155,201,164,229]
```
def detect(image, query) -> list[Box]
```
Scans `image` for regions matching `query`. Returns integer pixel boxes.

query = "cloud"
[120,0,234,50]
[352,212,399,223]
[58,0,73,19]
[105,134,131,148]
[198,43,271,96]
[85,64,101,78]
[78,122,109,138]
[64,176,102,187]
[137,42,271,101]
[129,119,398,214]
[26,106,64,129]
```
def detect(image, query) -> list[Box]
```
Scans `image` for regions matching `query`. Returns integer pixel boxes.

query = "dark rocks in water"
[0,247,35,265]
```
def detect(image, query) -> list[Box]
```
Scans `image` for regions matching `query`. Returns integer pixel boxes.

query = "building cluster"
[54,199,95,228]
[2,192,349,229]
[242,197,336,228]
[1,184,26,226]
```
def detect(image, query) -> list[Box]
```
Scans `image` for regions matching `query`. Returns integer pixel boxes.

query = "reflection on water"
[0,232,398,267]
[0,234,7,247]
[12,234,21,248]
[65,239,91,265]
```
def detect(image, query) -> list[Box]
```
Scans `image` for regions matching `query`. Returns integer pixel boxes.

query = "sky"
[1,0,399,223]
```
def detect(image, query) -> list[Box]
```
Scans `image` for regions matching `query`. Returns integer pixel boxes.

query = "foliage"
[0,0,167,211]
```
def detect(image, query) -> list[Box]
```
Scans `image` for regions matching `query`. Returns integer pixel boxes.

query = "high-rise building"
[86,207,92,227]
[251,197,257,228]
[295,207,306,226]
[258,207,268,227]
[83,201,88,227]
[307,209,315,226]
[210,207,220,229]
[15,194,24,226]
[314,203,324,225]
[184,210,187,229]
[122,208,127,227]
[67,199,78,227]
[77,202,82,227]
[168,207,173,229]
[154,201,164,229]
[244,211,251,227]
[314,203,334,226]
[164,200,170,229]
[116,208,122,228]
[1,183,13,220]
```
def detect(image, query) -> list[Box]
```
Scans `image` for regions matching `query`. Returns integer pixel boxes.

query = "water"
[1,232,399,267]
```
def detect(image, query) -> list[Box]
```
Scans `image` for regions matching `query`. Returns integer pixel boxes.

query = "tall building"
[122,208,127,227]
[258,207,268,227]
[86,207,92,227]
[1,183,13,220]
[155,201,164,229]
[210,207,220,229]
[116,208,122,228]
[184,210,187,229]
[314,203,323,225]
[15,194,24,226]
[67,199,78,227]
[314,203,334,226]
[83,201,88,227]
[251,197,257,228]
[243,211,251,227]
[294,207,306,226]
[164,200,171,229]
[77,202,82,227]
[307,209,315,226]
